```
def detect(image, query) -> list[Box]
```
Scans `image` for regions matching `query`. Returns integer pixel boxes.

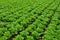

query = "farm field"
[0,0,60,40]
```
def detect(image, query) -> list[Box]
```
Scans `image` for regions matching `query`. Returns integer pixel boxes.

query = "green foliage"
[26,36,34,40]
[32,31,40,38]
[0,0,60,40]
[13,35,24,40]
[20,31,29,37]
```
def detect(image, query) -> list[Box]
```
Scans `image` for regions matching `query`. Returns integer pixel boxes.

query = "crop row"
[0,0,60,40]
[43,12,60,40]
